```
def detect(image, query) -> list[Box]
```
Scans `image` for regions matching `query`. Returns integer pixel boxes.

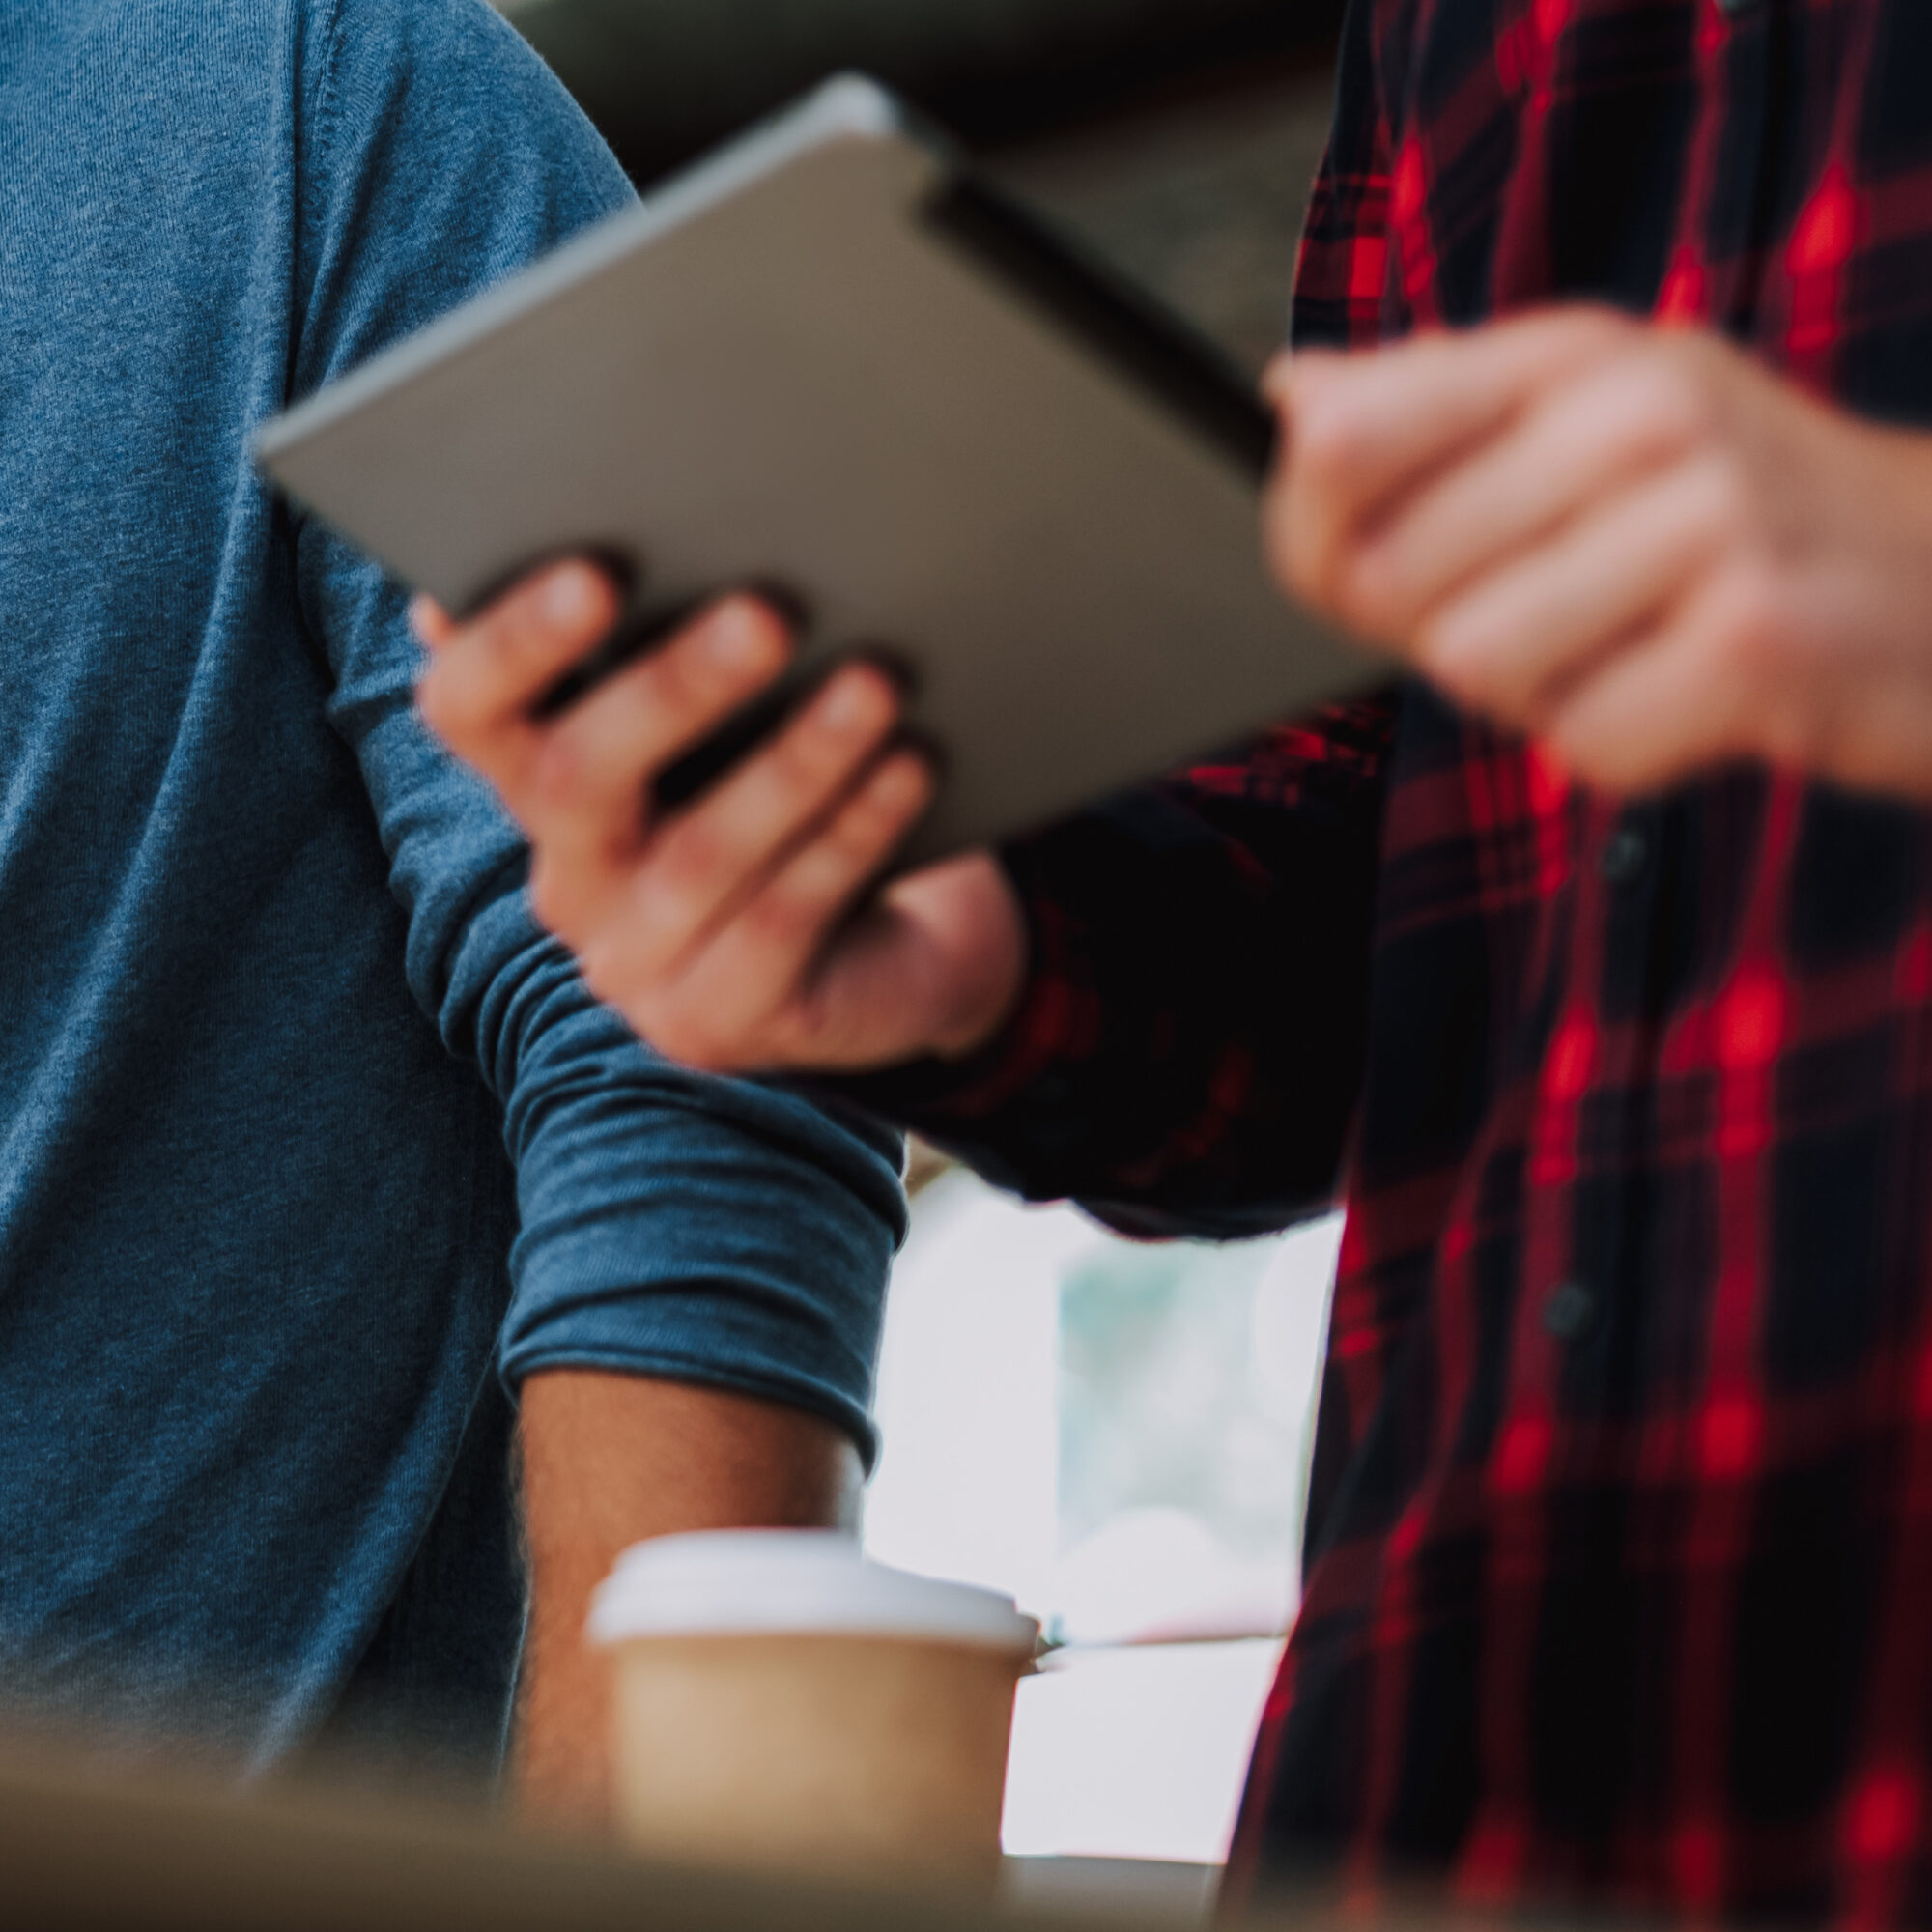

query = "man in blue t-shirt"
[0,0,902,1817]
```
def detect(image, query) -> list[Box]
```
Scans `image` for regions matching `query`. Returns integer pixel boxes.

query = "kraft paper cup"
[587,1531,1039,1885]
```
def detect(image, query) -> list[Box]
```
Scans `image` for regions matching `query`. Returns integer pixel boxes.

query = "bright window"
[862,1167,1341,1864]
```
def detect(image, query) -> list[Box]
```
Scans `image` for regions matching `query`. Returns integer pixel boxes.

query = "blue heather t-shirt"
[0,0,903,1770]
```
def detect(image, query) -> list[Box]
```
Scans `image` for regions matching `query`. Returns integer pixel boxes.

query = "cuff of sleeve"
[498,1039,905,1471]
[823,839,1097,1132]
[498,1336,878,1470]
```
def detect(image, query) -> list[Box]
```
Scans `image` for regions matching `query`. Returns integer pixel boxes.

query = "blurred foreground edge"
[0,1745,1663,1932]
[0,1746,1007,1932]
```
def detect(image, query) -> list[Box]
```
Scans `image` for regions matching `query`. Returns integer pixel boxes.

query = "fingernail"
[704,602,774,672]
[820,668,888,734]
[876,757,930,810]
[543,564,601,626]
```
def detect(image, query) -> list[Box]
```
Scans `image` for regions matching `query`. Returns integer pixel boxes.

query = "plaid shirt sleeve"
[830,697,1395,1238]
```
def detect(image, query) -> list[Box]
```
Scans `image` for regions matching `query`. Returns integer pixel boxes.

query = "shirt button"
[1600,825,1648,885]
[1543,1280,1597,1342]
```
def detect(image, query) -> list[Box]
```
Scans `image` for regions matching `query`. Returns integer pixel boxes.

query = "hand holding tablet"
[414,572,1028,1072]
[256,75,1374,863]
[259,73,1378,1072]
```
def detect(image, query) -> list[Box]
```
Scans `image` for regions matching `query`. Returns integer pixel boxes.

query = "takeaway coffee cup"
[587,1531,1039,1884]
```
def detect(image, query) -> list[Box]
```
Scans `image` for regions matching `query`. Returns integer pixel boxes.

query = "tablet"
[254,74,1376,866]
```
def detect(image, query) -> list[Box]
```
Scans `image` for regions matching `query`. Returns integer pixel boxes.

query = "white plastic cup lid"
[586,1530,1040,1653]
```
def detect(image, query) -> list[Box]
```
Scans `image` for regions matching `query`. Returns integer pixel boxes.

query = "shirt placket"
[1532,799,1669,1414]
[1552,801,1670,1409]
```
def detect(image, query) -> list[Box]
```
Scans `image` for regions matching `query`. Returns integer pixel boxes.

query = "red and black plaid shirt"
[848,0,1932,1919]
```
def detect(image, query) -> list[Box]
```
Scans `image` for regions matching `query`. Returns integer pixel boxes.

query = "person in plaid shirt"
[420,0,1932,1915]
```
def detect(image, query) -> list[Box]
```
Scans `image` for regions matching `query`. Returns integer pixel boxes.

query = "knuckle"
[743,885,814,951]
[650,811,724,893]
[633,861,705,946]
[1617,354,1716,452]
[642,834,732,931]
[1684,450,1756,544]
[526,729,589,811]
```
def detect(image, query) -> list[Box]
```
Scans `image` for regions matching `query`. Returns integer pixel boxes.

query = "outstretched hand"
[414,576,1026,1074]
[1266,307,1932,801]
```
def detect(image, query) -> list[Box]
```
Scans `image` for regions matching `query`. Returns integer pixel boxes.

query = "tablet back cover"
[256,77,1374,865]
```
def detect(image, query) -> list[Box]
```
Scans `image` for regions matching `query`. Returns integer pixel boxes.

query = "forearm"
[514,1369,863,1831]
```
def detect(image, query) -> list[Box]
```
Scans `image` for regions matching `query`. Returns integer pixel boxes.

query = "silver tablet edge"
[252,73,932,471]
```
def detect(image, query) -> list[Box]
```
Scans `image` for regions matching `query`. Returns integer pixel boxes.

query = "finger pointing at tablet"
[415,563,1028,1074]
